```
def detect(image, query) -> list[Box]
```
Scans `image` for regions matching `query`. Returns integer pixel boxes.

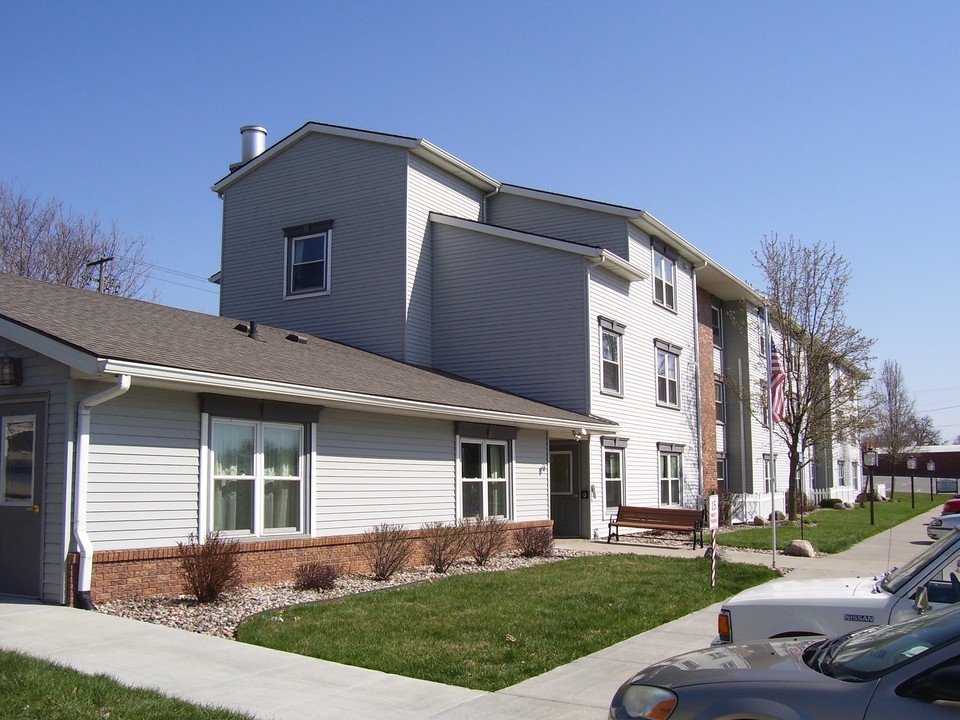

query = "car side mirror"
[914,586,930,614]
[900,665,960,702]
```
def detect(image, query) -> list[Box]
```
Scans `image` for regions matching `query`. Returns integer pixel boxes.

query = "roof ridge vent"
[285,333,308,344]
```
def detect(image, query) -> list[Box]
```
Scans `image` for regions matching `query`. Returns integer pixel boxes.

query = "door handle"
[27,505,40,514]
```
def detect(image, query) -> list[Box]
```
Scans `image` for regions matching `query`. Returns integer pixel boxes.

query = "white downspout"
[73,374,131,609]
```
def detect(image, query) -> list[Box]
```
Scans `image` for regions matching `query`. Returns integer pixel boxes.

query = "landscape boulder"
[783,539,816,558]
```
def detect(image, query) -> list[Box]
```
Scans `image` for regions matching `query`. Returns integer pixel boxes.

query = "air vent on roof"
[233,321,261,340]
[285,333,308,344]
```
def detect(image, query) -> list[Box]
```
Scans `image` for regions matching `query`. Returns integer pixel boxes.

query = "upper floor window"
[284,220,333,298]
[715,379,726,423]
[599,317,626,396]
[653,247,677,310]
[655,340,681,407]
[711,304,723,347]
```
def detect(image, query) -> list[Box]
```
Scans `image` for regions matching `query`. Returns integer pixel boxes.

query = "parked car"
[611,602,960,719]
[716,527,960,644]
[928,513,960,540]
[942,496,960,515]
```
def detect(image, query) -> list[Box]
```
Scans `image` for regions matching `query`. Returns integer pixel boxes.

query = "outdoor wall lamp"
[0,355,22,386]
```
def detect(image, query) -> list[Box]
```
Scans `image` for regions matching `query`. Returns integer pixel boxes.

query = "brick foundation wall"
[66,519,553,606]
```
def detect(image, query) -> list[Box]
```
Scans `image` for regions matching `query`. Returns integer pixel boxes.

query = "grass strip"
[0,650,253,720]
[717,494,945,554]
[237,554,778,690]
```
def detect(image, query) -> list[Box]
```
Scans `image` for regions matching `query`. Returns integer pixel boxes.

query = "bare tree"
[755,233,874,519]
[0,180,152,298]
[910,416,942,446]
[868,359,916,451]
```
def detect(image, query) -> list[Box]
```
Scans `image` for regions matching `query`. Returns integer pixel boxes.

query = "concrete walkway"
[0,508,941,720]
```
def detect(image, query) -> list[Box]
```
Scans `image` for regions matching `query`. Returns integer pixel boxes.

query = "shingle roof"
[0,273,611,428]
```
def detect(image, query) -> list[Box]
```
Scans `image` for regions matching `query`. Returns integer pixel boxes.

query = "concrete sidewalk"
[0,508,941,720]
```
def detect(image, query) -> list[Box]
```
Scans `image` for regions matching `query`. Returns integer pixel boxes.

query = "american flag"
[770,343,786,423]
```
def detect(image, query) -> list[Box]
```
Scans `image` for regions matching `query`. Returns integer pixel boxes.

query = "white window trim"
[600,326,624,396]
[711,304,723,348]
[207,417,310,538]
[653,249,677,311]
[658,450,682,506]
[456,436,514,520]
[656,347,680,408]
[603,448,624,516]
[284,229,332,300]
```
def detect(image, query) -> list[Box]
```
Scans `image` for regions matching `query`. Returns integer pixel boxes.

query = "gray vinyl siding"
[219,133,410,360]
[313,408,456,534]
[431,222,590,413]
[487,192,630,258]
[85,386,201,550]
[405,155,483,366]
[514,429,550,521]
[0,340,71,603]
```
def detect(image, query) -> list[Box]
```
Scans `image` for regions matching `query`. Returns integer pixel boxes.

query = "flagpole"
[764,305,777,570]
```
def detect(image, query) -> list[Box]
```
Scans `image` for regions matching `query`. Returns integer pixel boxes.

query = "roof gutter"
[73,374,131,609]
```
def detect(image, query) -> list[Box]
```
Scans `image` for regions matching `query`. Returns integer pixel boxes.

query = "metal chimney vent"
[240,126,267,163]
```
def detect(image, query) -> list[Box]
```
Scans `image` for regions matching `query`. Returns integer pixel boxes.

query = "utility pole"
[85,256,114,292]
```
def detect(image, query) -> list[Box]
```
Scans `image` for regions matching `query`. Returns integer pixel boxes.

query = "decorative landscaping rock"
[704,546,729,562]
[753,516,767,526]
[783,539,816,558]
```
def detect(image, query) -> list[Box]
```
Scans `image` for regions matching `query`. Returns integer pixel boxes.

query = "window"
[653,247,676,310]
[852,461,860,490]
[837,460,847,487]
[284,221,333,297]
[717,456,727,492]
[599,317,626,395]
[656,345,680,407]
[604,449,623,515]
[1,415,35,504]
[711,304,723,347]
[763,453,777,493]
[211,419,305,535]
[460,439,509,519]
[715,379,726,423]
[659,451,682,505]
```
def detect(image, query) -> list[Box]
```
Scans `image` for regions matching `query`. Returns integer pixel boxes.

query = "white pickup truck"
[716,527,960,644]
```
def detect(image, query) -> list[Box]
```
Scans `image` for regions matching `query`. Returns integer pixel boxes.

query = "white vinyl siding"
[85,386,201,550]
[405,155,483,366]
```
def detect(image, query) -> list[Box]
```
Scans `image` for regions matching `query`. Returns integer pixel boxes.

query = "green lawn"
[0,650,253,720]
[237,554,778,691]
[718,493,945,554]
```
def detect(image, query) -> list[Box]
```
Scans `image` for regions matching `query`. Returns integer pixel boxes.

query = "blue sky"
[4,1,959,440]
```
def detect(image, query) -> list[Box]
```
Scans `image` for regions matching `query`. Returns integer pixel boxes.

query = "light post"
[928,460,937,500]
[907,457,917,509]
[864,449,878,526]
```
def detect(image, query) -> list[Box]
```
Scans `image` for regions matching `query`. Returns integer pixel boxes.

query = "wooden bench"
[607,505,704,549]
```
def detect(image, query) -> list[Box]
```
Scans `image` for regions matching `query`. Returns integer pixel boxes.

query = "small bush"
[294,562,340,591]
[514,526,554,558]
[468,516,509,566]
[819,497,844,509]
[361,523,415,580]
[176,531,242,603]
[421,520,470,573]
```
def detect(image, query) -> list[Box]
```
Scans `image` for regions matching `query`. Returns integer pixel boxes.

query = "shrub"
[819,497,844,509]
[176,531,242,603]
[468,516,509,566]
[514,526,554,558]
[361,523,415,580]
[294,562,341,591]
[421,520,470,573]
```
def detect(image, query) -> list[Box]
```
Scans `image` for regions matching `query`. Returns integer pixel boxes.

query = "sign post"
[709,494,720,587]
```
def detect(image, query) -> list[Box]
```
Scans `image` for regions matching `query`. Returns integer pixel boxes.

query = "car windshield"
[815,603,960,681]
[884,531,959,593]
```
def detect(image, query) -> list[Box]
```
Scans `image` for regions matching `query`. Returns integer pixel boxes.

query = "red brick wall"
[697,288,719,497]
[67,520,553,605]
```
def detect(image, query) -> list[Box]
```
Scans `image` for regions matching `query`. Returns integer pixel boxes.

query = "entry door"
[550,450,580,537]
[0,401,45,597]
